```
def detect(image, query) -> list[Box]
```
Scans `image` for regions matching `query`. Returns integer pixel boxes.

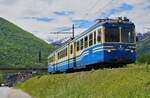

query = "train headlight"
[131,50,134,53]
[108,50,111,53]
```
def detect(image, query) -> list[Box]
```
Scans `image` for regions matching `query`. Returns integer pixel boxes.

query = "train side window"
[49,55,55,64]
[59,52,61,59]
[64,49,65,57]
[70,45,73,54]
[97,29,101,43]
[58,53,59,59]
[77,41,80,51]
[59,53,61,59]
[80,39,83,50]
[59,51,62,59]
[63,50,65,57]
[89,33,93,46]
[66,48,68,56]
[49,56,53,63]
[58,52,60,59]
[60,51,62,59]
[94,31,96,44]
[84,36,88,48]
[63,49,66,58]
[59,51,61,59]
[58,49,67,59]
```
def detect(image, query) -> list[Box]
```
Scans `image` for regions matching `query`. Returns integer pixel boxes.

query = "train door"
[54,53,58,72]
[68,44,70,69]
[73,42,76,67]
[53,53,56,72]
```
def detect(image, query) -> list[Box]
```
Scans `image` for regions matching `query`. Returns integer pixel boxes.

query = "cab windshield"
[121,27,135,43]
[105,27,120,42]
[104,24,135,43]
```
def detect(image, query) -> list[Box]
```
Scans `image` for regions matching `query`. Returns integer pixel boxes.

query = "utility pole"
[49,24,75,40]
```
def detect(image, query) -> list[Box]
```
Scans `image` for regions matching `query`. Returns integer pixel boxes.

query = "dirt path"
[0,87,32,98]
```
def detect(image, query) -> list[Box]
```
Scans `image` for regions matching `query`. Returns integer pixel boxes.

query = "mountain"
[51,37,71,48]
[136,32,150,41]
[137,35,150,64]
[0,17,54,68]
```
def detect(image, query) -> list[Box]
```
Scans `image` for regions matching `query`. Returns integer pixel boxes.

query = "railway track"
[0,67,47,73]
[0,67,47,87]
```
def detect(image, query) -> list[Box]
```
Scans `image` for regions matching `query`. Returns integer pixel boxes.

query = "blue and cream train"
[48,17,136,73]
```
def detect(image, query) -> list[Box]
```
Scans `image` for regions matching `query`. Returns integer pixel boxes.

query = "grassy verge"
[16,64,150,98]
[0,73,3,84]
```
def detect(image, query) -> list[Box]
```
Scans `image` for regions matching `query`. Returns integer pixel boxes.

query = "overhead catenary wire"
[94,0,115,19]
[81,0,115,20]
[50,0,116,42]
[81,0,100,19]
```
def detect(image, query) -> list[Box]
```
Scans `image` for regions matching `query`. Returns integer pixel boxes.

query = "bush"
[0,74,3,84]
[137,54,150,64]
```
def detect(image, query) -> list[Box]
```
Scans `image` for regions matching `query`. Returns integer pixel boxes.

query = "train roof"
[70,17,134,41]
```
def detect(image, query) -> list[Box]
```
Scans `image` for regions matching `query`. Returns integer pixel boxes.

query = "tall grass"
[0,73,3,84]
[16,64,150,98]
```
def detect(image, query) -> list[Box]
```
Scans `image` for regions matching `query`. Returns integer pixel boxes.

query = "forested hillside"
[0,17,53,67]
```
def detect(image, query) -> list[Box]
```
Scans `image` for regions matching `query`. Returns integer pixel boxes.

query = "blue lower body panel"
[48,44,136,73]
[103,50,136,64]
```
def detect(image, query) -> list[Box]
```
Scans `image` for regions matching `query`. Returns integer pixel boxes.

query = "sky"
[0,0,150,43]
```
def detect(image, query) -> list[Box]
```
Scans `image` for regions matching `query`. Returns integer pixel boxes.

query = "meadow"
[16,64,150,98]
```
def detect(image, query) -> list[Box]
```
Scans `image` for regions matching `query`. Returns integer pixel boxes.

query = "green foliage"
[137,37,150,64]
[0,74,3,84]
[137,54,150,64]
[0,17,54,67]
[16,64,150,98]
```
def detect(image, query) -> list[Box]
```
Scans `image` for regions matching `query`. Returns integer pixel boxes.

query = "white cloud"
[0,0,150,42]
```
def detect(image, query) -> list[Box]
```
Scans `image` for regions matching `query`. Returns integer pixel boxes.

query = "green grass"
[0,17,54,67]
[16,64,150,98]
[0,73,3,84]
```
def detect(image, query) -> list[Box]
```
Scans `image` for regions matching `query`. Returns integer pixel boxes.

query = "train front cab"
[100,22,136,65]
